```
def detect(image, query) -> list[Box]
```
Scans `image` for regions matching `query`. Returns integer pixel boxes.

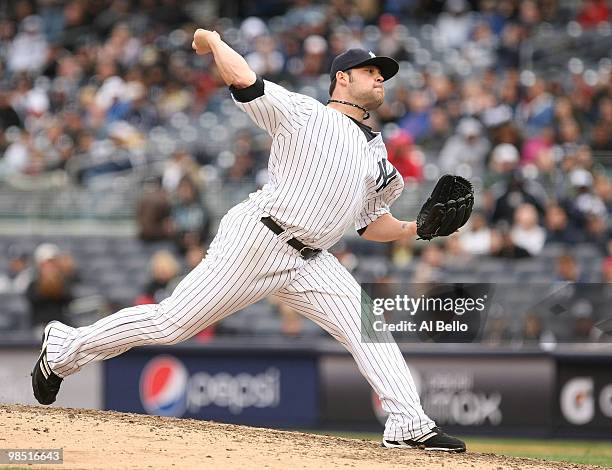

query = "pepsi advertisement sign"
[104,350,318,427]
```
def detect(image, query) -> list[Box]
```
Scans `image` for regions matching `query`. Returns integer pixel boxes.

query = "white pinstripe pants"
[46,200,435,440]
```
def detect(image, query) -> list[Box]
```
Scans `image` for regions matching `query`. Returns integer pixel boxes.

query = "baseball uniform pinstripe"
[44,77,436,440]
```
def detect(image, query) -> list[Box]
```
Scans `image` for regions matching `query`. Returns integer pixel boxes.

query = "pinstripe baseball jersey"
[231,77,403,249]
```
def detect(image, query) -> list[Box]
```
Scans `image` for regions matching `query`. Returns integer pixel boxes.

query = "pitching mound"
[0,405,601,470]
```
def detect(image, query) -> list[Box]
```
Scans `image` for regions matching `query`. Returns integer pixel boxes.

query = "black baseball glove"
[416,175,474,240]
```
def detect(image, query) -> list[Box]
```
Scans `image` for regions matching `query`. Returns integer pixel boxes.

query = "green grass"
[307,430,612,468]
[463,436,612,467]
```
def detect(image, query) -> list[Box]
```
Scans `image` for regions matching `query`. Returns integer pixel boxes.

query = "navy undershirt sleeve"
[230,76,265,103]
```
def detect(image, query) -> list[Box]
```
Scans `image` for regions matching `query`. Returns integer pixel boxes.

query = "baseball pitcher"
[32,28,472,452]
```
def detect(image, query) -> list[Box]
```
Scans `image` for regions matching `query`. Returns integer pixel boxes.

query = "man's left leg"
[275,251,465,452]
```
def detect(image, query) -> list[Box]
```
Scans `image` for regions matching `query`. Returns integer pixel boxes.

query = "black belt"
[260,217,321,260]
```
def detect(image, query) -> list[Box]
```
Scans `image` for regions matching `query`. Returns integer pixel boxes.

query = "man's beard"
[359,88,384,110]
[370,92,384,108]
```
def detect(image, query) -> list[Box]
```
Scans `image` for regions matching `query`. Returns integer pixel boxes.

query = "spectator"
[278,302,304,337]
[511,203,546,256]
[124,81,158,129]
[136,177,173,242]
[518,0,542,35]
[436,0,473,49]
[590,121,612,151]
[245,35,285,80]
[331,241,358,273]
[398,89,432,142]
[443,233,471,268]
[462,20,497,71]
[438,117,490,177]
[170,176,211,254]
[553,96,581,134]
[478,0,506,36]
[0,88,22,131]
[78,122,141,184]
[184,245,205,273]
[484,315,512,345]
[461,78,497,117]
[226,152,256,185]
[0,245,31,294]
[389,236,415,269]
[170,245,207,291]
[377,13,410,61]
[496,22,523,70]
[594,173,612,213]
[492,226,531,259]
[413,243,445,282]
[529,147,559,198]
[418,106,452,156]
[385,130,423,182]
[570,299,598,342]
[458,211,494,255]
[134,249,180,305]
[565,168,607,228]
[487,143,520,184]
[577,0,609,28]
[584,213,609,253]
[521,127,554,167]
[26,243,74,329]
[595,96,612,128]
[7,15,48,73]
[517,78,554,136]
[162,150,201,194]
[521,312,556,346]
[557,119,583,147]
[491,169,546,225]
[554,253,584,282]
[544,203,583,245]
[602,257,612,283]
[301,34,330,77]
[2,129,34,175]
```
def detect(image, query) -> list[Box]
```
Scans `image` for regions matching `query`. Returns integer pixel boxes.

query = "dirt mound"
[0,405,602,470]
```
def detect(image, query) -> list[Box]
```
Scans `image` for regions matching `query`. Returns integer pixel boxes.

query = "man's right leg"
[34,205,301,401]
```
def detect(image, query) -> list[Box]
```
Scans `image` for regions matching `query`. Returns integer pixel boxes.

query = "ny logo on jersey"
[375,159,398,192]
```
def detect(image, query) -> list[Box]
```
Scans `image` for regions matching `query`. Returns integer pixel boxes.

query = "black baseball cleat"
[382,427,466,452]
[31,322,63,405]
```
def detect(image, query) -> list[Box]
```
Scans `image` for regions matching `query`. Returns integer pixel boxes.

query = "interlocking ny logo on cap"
[369,51,376,58]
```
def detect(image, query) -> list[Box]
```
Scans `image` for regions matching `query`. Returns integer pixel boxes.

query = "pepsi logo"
[139,355,188,417]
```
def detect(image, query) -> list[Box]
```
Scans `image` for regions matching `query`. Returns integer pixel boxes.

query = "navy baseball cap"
[330,49,399,82]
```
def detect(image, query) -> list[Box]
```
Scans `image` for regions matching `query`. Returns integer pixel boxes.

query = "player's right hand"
[192,29,219,55]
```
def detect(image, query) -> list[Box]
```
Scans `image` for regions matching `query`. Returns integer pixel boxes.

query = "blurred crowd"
[0,0,610,342]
